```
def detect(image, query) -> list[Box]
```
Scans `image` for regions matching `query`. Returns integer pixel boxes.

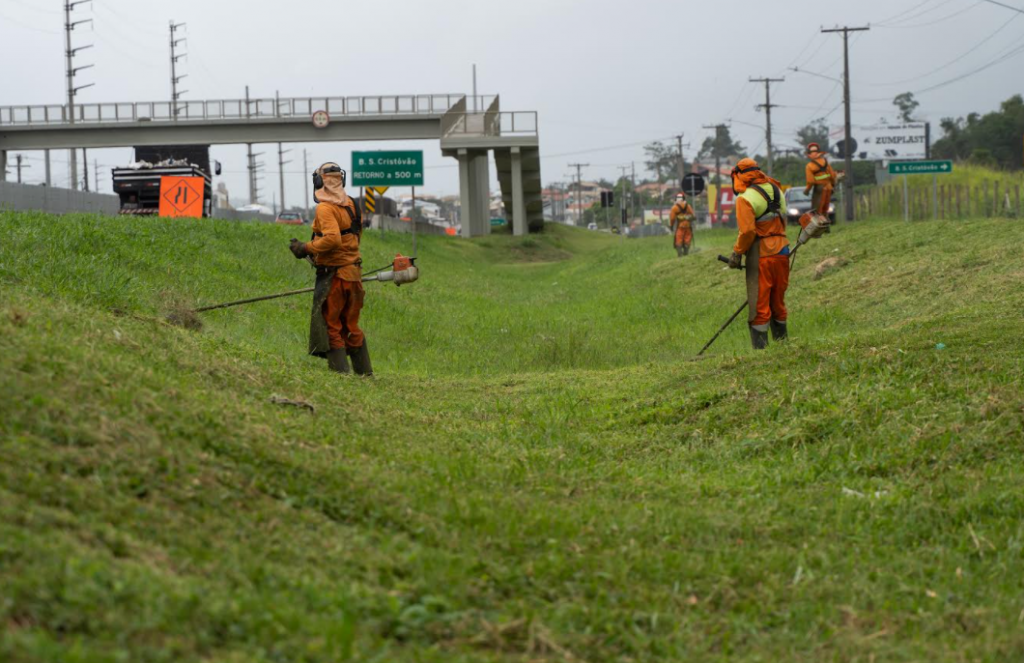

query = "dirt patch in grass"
[814,256,850,280]
[164,303,203,331]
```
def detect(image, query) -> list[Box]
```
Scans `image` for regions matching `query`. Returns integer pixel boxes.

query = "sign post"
[889,160,953,222]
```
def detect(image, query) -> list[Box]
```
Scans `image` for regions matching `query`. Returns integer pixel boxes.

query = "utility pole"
[245,86,256,203]
[674,133,687,184]
[82,149,89,191]
[618,165,630,229]
[702,123,729,223]
[15,155,30,184]
[45,150,52,186]
[303,149,310,220]
[750,76,784,174]
[94,158,99,193]
[277,143,291,214]
[472,64,478,112]
[170,21,188,117]
[702,123,728,186]
[65,0,94,191]
[631,162,637,223]
[249,150,265,205]
[568,163,588,226]
[822,25,870,222]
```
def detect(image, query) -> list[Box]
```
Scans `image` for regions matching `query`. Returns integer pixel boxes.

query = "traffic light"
[600,191,615,208]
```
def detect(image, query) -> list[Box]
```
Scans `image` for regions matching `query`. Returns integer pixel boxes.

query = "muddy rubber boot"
[749,325,769,350]
[676,247,683,258]
[348,342,374,377]
[683,244,690,256]
[770,319,788,342]
[327,348,350,374]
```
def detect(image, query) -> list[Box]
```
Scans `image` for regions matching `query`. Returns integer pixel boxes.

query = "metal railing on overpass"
[0,94,494,126]
[442,111,539,138]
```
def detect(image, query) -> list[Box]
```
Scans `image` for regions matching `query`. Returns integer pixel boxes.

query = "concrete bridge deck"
[0,94,542,236]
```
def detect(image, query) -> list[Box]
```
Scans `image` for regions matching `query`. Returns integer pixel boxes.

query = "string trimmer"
[193,255,419,314]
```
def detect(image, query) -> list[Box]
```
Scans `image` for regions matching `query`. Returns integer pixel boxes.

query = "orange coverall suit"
[734,182,790,329]
[670,202,694,250]
[306,200,365,350]
[804,155,837,218]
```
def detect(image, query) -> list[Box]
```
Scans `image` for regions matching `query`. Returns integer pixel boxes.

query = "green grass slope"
[2,213,1023,662]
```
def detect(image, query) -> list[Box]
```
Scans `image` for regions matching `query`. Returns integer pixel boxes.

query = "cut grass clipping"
[2,210,1024,662]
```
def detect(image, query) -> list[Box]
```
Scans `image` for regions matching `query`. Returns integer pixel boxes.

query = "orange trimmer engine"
[363,254,420,286]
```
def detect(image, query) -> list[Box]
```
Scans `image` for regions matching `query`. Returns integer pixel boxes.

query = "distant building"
[214,182,232,210]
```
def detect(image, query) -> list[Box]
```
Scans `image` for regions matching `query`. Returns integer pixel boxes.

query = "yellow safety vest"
[740,183,787,222]
[810,159,832,181]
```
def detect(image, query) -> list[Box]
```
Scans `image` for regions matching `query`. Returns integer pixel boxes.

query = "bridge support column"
[458,148,492,238]
[510,147,526,236]
[0,150,7,183]
[473,151,491,236]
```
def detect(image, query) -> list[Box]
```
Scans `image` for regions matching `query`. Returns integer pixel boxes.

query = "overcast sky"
[2,0,1023,204]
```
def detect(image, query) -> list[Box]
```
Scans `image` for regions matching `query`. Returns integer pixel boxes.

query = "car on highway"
[784,188,836,225]
[275,212,305,225]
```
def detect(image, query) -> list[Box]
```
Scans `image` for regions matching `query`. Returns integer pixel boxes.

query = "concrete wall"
[212,207,277,224]
[0,181,119,215]
[378,215,450,236]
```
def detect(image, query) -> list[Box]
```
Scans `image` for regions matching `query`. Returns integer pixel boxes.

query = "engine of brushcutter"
[364,254,419,286]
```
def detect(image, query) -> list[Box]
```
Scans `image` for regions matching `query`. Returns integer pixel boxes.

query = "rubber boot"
[749,325,769,350]
[676,246,683,258]
[348,342,374,377]
[770,319,788,342]
[327,348,350,374]
[683,244,690,256]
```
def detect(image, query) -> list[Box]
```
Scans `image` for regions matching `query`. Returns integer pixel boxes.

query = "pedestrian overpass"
[0,94,543,236]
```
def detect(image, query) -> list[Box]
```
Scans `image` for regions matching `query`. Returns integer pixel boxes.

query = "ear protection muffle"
[312,164,346,190]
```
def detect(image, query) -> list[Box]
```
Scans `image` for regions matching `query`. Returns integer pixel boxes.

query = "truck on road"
[112,145,220,217]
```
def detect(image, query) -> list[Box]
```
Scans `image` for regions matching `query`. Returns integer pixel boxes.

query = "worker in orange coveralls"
[802,142,838,227]
[669,192,695,257]
[289,163,372,376]
[726,158,793,350]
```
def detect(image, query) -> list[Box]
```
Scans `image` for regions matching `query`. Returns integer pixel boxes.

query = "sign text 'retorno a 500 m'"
[352,151,425,187]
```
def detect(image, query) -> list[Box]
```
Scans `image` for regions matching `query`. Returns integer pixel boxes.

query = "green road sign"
[490,217,506,227]
[352,151,424,187]
[889,160,954,175]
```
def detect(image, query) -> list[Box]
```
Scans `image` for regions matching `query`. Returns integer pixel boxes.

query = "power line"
[873,0,934,25]
[876,0,960,26]
[858,29,1024,101]
[877,1,983,29]
[863,13,1022,87]
[982,0,1024,13]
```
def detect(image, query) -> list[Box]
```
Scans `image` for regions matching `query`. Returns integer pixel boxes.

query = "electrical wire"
[981,0,1024,13]
[872,0,935,25]
[876,1,983,29]
[5,0,61,14]
[859,28,1024,100]
[864,14,1022,86]
[0,8,60,34]
[876,0,960,26]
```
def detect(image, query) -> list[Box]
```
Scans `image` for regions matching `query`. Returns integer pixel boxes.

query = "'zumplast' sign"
[829,123,927,161]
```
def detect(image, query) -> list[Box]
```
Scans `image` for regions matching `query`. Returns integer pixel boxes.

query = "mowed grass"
[1,211,1023,662]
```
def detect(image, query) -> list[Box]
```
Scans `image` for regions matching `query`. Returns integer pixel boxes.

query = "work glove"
[728,252,743,270]
[289,238,310,260]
